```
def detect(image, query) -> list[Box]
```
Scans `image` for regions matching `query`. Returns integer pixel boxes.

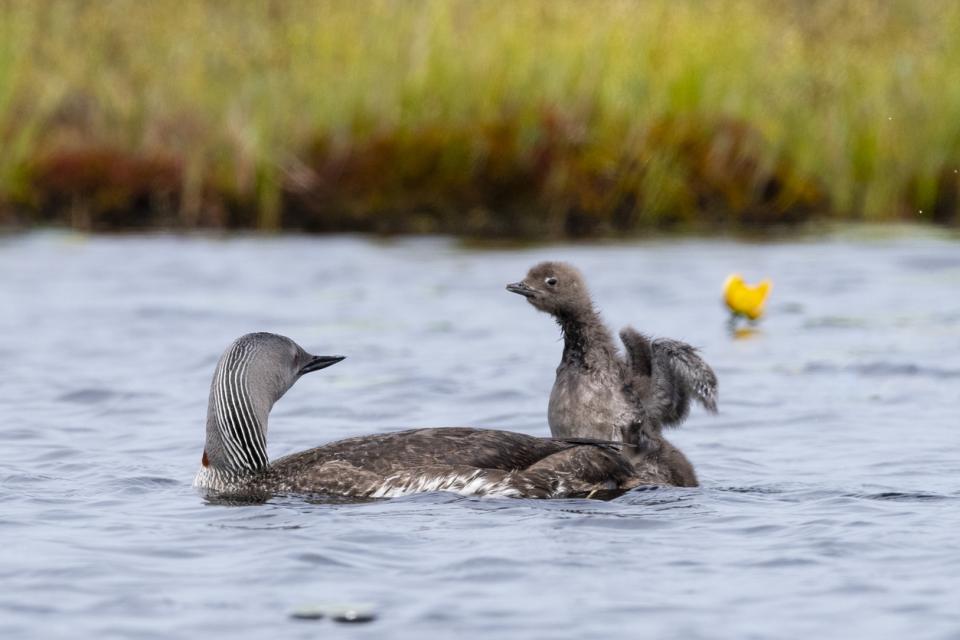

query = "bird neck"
[202,355,271,476]
[555,304,616,369]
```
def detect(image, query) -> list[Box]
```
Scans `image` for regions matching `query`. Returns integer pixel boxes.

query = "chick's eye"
[545,277,558,286]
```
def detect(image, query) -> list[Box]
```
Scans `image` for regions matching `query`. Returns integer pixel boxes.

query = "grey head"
[506,261,593,317]
[201,332,344,475]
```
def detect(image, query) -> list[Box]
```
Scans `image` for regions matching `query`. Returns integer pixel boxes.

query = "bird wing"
[619,327,718,427]
[651,337,718,415]
[619,327,653,377]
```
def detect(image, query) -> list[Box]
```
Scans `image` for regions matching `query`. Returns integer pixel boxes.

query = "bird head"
[506,261,592,316]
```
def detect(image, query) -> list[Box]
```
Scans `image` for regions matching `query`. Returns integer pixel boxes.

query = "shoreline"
[3,1,960,237]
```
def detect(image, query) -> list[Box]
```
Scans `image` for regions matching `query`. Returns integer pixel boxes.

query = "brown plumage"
[507,261,719,487]
[193,333,651,500]
[263,429,643,499]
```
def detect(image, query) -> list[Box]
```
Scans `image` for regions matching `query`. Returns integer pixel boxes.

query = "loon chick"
[506,262,718,487]
[194,332,649,499]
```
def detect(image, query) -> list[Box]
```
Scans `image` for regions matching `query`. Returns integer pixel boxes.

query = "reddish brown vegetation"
[27,148,183,230]
[5,113,955,236]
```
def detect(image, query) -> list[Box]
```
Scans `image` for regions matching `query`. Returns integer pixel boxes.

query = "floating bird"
[723,273,772,321]
[194,332,655,499]
[507,262,718,488]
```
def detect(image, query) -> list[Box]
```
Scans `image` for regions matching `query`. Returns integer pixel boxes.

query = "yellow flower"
[723,273,772,320]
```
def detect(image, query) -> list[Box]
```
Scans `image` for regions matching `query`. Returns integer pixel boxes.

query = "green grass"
[1,0,960,236]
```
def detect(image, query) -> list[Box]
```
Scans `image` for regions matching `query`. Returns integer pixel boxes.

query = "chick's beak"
[299,354,346,375]
[506,281,538,298]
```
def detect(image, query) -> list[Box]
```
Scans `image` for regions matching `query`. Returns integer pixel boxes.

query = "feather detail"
[620,327,719,428]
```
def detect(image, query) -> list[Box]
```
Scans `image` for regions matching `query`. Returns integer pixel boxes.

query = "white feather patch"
[370,470,522,499]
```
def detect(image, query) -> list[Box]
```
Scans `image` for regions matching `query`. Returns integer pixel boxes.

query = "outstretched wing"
[651,337,718,418]
[620,328,718,428]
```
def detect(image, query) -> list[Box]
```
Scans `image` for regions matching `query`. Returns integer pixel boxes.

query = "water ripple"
[1,232,959,640]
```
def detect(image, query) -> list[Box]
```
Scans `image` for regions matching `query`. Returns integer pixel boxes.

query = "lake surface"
[1,228,959,639]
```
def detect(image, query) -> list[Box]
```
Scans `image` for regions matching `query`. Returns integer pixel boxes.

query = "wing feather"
[651,337,718,416]
[620,327,718,428]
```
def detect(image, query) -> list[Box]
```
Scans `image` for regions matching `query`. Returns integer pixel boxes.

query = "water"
[2,228,959,639]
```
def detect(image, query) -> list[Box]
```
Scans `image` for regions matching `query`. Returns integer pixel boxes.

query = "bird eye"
[545,277,558,286]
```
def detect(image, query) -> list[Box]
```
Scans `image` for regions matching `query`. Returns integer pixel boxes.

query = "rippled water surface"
[2,229,959,639]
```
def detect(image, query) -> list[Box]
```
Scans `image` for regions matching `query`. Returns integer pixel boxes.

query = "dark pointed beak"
[506,281,537,298]
[299,354,345,375]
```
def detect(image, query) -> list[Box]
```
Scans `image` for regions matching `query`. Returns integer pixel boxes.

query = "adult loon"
[193,332,652,499]
[506,261,718,487]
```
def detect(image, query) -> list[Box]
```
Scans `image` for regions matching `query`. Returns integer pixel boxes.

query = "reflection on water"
[1,228,959,639]
[730,325,763,340]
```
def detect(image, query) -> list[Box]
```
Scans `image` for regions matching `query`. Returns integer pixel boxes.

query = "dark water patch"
[0,472,59,485]
[91,545,206,561]
[440,556,526,580]
[803,316,868,329]
[0,603,60,616]
[56,388,164,407]
[730,523,787,535]
[854,362,960,378]
[100,477,183,498]
[804,361,960,379]
[0,428,43,441]
[899,255,960,271]
[212,521,304,531]
[133,305,243,321]
[0,517,31,528]
[29,447,82,462]
[715,486,788,495]
[854,491,951,502]
[35,507,98,522]
[57,388,119,404]
[557,513,675,531]
[776,302,805,314]
[719,398,783,408]
[120,476,181,487]
[294,552,354,568]
[617,490,703,512]
[746,557,820,568]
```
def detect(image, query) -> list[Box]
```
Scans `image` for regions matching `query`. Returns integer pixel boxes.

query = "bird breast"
[548,367,632,441]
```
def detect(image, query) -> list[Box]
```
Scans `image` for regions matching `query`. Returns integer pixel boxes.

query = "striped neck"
[204,340,270,475]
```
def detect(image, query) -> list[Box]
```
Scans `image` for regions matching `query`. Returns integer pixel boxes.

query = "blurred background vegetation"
[1,0,959,237]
